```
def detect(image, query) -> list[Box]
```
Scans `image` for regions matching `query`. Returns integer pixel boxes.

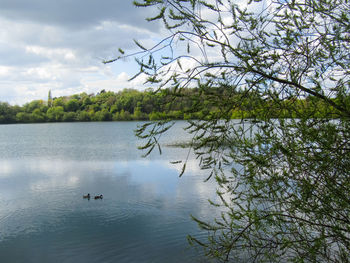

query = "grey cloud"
[0,0,159,31]
[0,0,163,104]
[0,1,161,67]
[1,18,158,68]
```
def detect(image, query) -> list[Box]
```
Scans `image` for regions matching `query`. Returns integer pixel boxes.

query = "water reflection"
[0,121,193,162]
[0,157,218,263]
[0,122,222,262]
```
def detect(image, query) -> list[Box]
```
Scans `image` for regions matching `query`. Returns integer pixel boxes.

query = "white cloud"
[0,2,162,105]
[0,66,11,77]
[25,46,77,63]
[81,71,149,94]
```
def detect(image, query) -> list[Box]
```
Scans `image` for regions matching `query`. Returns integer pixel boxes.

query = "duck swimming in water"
[94,194,103,199]
[83,193,90,199]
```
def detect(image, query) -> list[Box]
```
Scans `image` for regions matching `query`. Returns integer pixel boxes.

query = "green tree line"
[0,87,343,124]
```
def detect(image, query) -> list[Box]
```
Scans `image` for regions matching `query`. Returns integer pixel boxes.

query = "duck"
[94,194,103,199]
[83,193,90,199]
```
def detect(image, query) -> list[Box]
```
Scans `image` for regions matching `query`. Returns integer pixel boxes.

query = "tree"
[52,97,65,107]
[92,109,111,121]
[0,102,16,123]
[31,108,46,122]
[46,106,64,122]
[106,0,350,262]
[24,100,44,113]
[77,111,90,121]
[65,99,80,112]
[62,112,77,122]
[82,96,92,110]
[16,112,31,123]
[48,90,53,107]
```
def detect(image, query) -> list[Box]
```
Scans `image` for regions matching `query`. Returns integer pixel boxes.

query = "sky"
[0,0,162,105]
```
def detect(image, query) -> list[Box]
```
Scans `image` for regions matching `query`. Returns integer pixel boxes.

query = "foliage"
[1,88,334,124]
[0,102,17,123]
[0,88,190,123]
[108,0,350,262]
[48,90,53,108]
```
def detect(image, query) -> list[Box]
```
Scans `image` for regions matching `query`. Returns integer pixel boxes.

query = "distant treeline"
[0,88,342,124]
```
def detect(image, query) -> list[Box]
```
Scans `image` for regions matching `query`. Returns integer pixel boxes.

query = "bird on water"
[83,193,90,199]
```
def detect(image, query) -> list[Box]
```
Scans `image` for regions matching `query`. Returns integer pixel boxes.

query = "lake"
[0,121,219,263]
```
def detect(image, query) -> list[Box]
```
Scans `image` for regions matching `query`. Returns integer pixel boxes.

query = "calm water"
[0,122,219,263]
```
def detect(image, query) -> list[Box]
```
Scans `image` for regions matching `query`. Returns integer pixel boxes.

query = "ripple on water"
[0,123,220,263]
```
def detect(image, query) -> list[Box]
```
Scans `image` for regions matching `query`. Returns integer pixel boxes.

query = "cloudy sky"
[0,0,162,105]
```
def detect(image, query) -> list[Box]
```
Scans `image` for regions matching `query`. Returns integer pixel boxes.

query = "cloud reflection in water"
[0,158,219,263]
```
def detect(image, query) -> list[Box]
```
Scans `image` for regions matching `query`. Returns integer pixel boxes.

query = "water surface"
[0,122,219,263]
